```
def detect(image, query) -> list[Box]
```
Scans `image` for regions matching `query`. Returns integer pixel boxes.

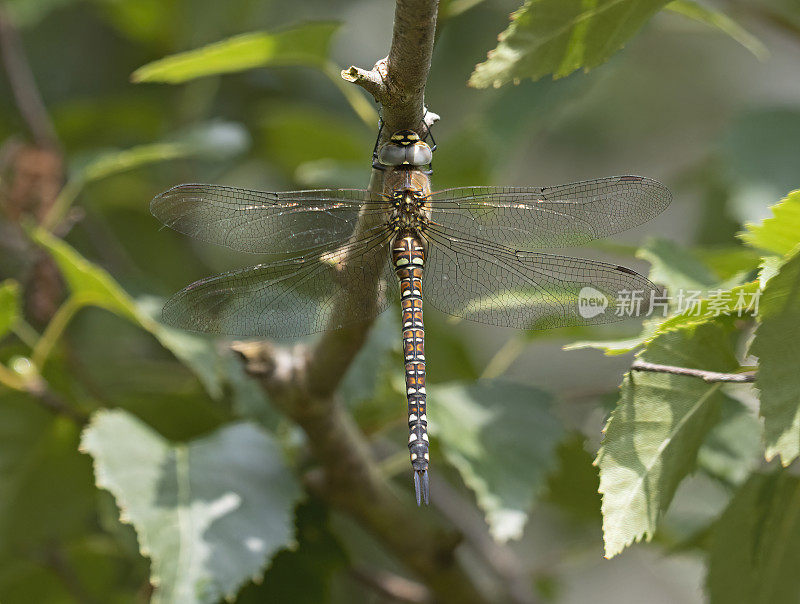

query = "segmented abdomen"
[392,233,428,473]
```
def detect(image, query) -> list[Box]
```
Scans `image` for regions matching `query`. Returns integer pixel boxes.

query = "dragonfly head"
[378,130,433,167]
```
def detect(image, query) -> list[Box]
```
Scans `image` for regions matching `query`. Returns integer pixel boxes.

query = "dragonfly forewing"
[151,184,390,255]
[428,176,670,250]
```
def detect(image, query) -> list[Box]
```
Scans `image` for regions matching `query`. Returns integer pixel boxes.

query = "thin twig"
[0,7,59,148]
[27,377,89,424]
[350,567,431,603]
[43,544,100,604]
[631,360,756,383]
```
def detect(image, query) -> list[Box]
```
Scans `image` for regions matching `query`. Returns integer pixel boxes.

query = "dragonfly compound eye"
[407,142,432,166]
[378,142,408,166]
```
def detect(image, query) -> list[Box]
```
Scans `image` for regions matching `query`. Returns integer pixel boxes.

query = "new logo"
[578,287,608,318]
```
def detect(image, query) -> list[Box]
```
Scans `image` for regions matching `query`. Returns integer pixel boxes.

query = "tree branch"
[631,360,756,383]
[342,0,441,137]
[232,2,501,601]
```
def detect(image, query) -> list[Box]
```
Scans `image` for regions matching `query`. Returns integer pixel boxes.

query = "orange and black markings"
[392,232,429,503]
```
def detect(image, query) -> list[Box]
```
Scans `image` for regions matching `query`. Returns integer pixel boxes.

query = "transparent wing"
[161,230,398,337]
[151,184,391,254]
[423,225,660,330]
[428,176,670,249]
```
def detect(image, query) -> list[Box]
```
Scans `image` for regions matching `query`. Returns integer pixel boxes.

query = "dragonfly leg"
[371,117,385,169]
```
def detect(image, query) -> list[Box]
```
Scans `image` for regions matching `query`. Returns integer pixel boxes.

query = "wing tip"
[150,182,210,216]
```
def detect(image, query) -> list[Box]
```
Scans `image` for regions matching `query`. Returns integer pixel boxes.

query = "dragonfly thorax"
[391,189,428,231]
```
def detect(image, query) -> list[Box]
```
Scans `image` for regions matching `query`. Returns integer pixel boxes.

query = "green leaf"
[696,246,762,282]
[132,22,341,84]
[236,500,347,604]
[31,227,141,322]
[723,110,800,206]
[429,380,562,541]
[707,471,800,604]
[31,233,252,404]
[137,296,256,408]
[563,320,660,355]
[696,396,761,488]
[597,322,738,558]
[739,190,800,256]
[80,410,302,604]
[260,103,369,176]
[750,249,800,466]
[0,280,21,338]
[651,280,761,335]
[0,393,96,556]
[543,433,601,524]
[73,122,249,183]
[340,312,406,432]
[469,0,670,88]
[665,1,768,60]
[637,238,719,293]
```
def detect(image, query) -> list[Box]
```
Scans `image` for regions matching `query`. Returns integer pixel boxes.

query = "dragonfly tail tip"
[413,470,430,506]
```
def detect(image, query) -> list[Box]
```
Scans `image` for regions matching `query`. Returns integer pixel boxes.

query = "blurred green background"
[1,0,799,602]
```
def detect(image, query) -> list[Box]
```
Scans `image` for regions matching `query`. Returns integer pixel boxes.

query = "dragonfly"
[150,128,670,506]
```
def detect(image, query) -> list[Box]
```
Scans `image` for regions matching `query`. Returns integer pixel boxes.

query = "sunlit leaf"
[31,227,140,322]
[758,255,783,288]
[80,410,302,604]
[469,0,670,88]
[565,280,759,355]
[429,380,562,541]
[739,190,800,256]
[597,322,738,558]
[650,280,760,334]
[132,22,341,84]
[750,248,800,466]
[0,280,20,338]
[665,1,768,60]
[707,471,800,603]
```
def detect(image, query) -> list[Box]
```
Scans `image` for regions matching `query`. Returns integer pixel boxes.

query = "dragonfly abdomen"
[392,231,430,505]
